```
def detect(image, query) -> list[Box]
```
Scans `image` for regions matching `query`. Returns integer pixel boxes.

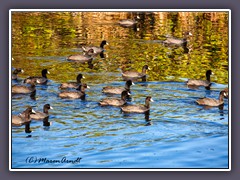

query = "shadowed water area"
[11,11,229,169]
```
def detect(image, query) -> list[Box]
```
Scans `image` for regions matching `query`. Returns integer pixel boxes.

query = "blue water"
[11,76,229,169]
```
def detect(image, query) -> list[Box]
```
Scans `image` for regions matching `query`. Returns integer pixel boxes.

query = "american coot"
[99,90,130,107]
[223,87,229,99]
[82,40,108,54]
[24,69,50,84]
[30,104,53,120]
[59,74,85,89]
[12,106,36,133]
[12,81,39,94]
[122,65,150,82]
[163,31,192,46]
[67,49,95,63]
[118,16,140,27]
[58,83,90,100]
[187,70,213,88]
[196,90,227,106]
[12,68,24,80]
[102,80,134,95]
[121,96,154,113]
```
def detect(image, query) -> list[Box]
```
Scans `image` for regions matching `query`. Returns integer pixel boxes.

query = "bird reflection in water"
[145,110,152,126]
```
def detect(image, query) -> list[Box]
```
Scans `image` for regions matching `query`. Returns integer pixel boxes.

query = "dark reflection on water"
[144,110,153,126]
[43,116,51,127]
[11,11,229,169]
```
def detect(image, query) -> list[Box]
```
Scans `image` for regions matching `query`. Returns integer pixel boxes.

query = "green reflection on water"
[12,11,228,84]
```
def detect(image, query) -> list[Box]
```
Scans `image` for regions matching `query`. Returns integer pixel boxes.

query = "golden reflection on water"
[11,11,229,84]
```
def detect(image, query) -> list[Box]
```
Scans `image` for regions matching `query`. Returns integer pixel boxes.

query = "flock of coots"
[11,16,229,134]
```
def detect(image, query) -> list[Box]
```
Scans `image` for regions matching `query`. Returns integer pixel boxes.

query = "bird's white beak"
[82,76,86,79]
[150,98,154,102]
[87,86,90,89]
[50,106,53,109]
[47,71,50,74]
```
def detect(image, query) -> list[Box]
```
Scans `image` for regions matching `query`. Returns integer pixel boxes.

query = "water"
[11,11,229,169]
[11,78,229,169]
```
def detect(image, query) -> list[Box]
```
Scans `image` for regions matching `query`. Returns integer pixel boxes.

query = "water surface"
[11,11,229,169]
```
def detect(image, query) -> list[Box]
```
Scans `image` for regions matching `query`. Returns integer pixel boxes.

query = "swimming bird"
[58,83,90,100]
[12,68,24,80]
[59,74,85,89]
[163,31,192,46]
[12,106,36,133]
[121,96,154,113]
[102,80,134,95]
[118,16,140,27]
[122,65,150,82]
[99,90,130,107]
[12,81,38,94]
[187,70,214,88]
[24,69,50,84]
[223,87,229,99]
[67,49,95,63]
[82,40,108,54]
[30,104,53,120]
[196,90,227,107]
